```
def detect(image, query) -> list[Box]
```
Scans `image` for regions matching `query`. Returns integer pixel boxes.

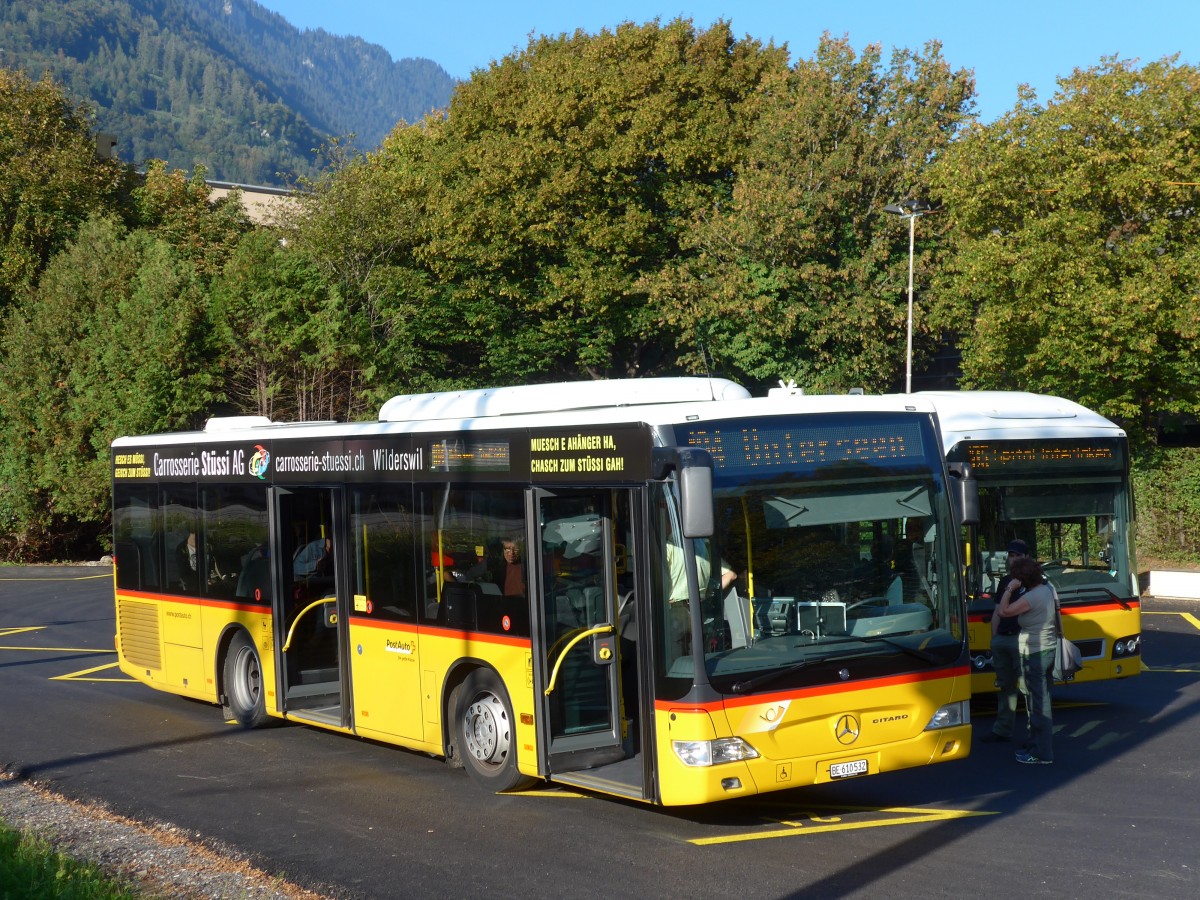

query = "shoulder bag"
[1050,586,1083,682]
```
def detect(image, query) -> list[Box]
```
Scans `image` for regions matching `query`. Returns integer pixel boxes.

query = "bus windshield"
[658,412,965,694]
[972,481,1133,604]
[951,435,1136,609]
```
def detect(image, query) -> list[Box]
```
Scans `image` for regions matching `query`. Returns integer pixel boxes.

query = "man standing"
[981,539,1029,742]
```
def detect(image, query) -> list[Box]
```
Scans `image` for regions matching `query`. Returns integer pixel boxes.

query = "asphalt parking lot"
[1,568,1197,899]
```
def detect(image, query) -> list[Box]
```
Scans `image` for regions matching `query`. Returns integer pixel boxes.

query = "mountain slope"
[0,0,455,185]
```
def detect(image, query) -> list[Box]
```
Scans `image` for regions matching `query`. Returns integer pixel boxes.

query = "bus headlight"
[672,737,760,767]
[924,700,970,731]
[1114,634,1140,658]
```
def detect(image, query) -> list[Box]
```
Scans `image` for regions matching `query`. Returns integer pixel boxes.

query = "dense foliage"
[927,57,1200,446]
[1133,449,1200,568]
[0,20,1197,565]
[0,0,455,185]
[0,69,131,311]
[650,37,974,390]
[294,20,792,394]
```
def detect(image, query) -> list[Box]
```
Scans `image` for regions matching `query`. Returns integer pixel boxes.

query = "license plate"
[830,758,868,779]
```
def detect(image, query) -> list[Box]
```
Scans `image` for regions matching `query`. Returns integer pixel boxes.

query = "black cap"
[1006,539,1029,555]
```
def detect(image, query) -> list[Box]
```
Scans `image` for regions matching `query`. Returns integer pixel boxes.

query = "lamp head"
[884,199,931,216]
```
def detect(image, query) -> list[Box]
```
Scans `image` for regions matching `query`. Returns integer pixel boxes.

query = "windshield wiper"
[854,634,942,664]
[730,658,810,695]
[1053,585,1130,608]
[730,651,865,695]
[728,635,947,695]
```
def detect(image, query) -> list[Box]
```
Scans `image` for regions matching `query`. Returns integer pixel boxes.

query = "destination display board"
[951,438,1125,476]
[112,423,653,485]
[682,413,932,477]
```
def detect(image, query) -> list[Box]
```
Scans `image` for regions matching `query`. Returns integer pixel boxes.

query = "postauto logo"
[249,444,271,480]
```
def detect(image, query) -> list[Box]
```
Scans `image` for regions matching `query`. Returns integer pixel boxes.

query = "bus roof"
[917,390,1125,449]
[112,379,943,448]
[377,377,751,421]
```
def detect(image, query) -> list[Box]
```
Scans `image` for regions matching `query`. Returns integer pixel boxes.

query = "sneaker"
[1015,750,1052,765]
[979,733,1010,743]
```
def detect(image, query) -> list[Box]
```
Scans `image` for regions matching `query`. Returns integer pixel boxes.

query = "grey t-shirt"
[1017,583,1056,652]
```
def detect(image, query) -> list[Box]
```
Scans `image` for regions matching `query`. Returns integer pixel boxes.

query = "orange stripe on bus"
[654,665,971,712]
[347,616,532,648]
[115,589,266,614]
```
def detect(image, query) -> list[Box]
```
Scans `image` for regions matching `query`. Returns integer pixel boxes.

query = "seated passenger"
[891,518,929,601]
[493,536,527,598]
[176,532,230,591]
[176,532,201,591]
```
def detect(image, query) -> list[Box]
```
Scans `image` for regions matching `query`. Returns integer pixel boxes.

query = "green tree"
[133,159,251,277]
[0,215,216,558]
[289,134,465,400]
[645,35,976,391]
[0,68,129,311]
[210,230,366,422]
[928,56,1200,446]
[435,18,788,381]
[293,19,789,395]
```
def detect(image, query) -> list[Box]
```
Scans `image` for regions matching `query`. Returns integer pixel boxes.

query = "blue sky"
[255,1,1196,123]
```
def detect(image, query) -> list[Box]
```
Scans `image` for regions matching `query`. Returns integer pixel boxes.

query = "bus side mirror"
[947,462,979,527]
[654,447,714,538]
[679,450,714,538]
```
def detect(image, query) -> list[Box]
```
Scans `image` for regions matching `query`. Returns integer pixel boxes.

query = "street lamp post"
[883,199,930,393]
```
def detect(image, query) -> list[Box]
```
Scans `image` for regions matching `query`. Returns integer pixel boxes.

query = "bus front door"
[535,489,631,776]
[272,486,348,728]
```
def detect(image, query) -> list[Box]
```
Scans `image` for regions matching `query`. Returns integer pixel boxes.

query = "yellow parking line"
[689,806,998,845]
[0,573,111,581]
[0,646,113,653]
[0,626,45,637]
[510,789,592,799]
[50,661,133,682]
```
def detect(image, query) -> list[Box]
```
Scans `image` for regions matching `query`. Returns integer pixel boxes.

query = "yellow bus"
[111,378,973,806]
[921,391,1142,694]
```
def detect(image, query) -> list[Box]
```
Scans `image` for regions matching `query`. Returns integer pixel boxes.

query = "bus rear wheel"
[454,669,534,792]
[223,631,268,728]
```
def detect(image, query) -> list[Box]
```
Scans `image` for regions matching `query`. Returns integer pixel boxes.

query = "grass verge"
[0,819,138,899]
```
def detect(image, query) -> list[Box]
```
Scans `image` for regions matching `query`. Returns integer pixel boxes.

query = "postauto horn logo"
[249,444,270,480]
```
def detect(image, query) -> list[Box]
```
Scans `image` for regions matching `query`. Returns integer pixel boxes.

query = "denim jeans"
[990,632,1025,739]
[1021,646,1056,761]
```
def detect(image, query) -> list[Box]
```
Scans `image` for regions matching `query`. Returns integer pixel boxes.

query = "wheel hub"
[232,647,261,707]
[464,695,510,764]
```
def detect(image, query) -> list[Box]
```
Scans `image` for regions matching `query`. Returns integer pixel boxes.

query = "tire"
[443,683,464,769]
[223,631,268,728]
[454,669,534,792]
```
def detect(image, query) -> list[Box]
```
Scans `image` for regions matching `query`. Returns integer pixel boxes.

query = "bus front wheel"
[454,669,533,792]
[223,631,268,728]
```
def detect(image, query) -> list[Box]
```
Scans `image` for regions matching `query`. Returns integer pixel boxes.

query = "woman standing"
[995,556,1057,764]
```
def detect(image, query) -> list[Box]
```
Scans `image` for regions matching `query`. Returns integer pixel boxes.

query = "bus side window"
[416,485,528,635]
[352,487,417,623]
[113,485,161,592]
[203,485,271,603]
